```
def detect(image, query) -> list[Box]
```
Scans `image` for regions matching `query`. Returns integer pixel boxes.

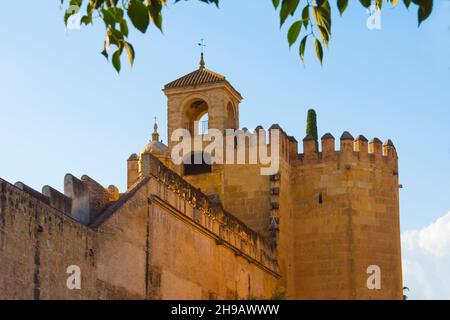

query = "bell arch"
[182,96,210,136]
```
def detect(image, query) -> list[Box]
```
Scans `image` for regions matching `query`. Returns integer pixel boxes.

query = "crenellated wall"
[0,152,280,300]
[129,119,403,300]
[288,132,402,299]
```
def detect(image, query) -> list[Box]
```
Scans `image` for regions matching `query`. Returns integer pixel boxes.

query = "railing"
[200,120,208,135]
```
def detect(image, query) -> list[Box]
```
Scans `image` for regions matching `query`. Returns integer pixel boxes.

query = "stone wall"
[0,153,280,299]
[0,179,98,299]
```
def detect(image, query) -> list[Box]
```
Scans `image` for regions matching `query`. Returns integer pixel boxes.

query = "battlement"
[2,175,120,226]
[190,124,299,164]
[297,131,398,166]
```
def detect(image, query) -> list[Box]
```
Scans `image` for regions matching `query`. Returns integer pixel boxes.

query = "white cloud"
[402,212,450,257]
[401,212,450,300]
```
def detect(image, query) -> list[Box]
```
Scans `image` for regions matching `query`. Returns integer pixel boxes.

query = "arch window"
[184,99,209,136]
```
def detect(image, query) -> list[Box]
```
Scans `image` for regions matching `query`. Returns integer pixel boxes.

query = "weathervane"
[198,38,206,54]
[198,38,206,69]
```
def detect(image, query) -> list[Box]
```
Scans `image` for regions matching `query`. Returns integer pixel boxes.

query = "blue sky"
[0,1,449,299]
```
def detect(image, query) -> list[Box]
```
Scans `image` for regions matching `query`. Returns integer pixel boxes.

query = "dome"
[141,140,169,156]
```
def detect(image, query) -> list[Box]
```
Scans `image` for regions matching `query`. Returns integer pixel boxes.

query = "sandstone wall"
[0,156,279,300]
[0,179,98,299]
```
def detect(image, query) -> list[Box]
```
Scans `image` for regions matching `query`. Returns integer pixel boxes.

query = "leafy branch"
[61,0,433,72]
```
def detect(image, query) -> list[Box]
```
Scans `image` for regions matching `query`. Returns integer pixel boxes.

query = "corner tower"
[163,54,243,151]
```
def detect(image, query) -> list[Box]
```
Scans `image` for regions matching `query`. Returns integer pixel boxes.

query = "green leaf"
[148,0,164,31]
[418,0,433,26]
[317,25,329,47]
[289,0,300,16]
[124,42,135,66]
[299,35,307,62]
[359,0,371,8]
[107,27,124,46]
[272,0,280,9]
[279,0,300,26]
[93,0,105,9]
[280,0,291,26]
[101,8,116,28]
[69,0,82,7]
[375,0,383,10]
[315,39,323,65]
[287,20,303,47]
[337,0,348,15]
[312,1,331,47]
[112,49,121,73]
[111,7,124,22]
[127,0,150,33]
[80,15,92,25]
[120,19,129,37]
[101,49,108,60]
[301,5,310,28]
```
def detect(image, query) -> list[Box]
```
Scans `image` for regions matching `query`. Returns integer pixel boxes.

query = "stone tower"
[288,133,403,299]
[163,54,242,150]
[135,59,403,299]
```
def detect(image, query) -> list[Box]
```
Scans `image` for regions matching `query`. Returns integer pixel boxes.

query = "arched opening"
[226,102,237,130]
[184,98,209,136]
[184,152,212,176]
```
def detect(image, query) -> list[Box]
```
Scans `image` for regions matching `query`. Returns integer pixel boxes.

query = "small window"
[319,193,323,205]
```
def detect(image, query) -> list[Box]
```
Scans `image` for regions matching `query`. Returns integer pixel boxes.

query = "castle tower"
[289,132,403,299]
[163,54,243,151]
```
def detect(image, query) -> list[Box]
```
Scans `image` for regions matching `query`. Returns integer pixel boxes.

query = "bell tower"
[163,54,243,151]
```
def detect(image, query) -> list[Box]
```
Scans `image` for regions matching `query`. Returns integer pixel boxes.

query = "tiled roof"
[164,67,227,89]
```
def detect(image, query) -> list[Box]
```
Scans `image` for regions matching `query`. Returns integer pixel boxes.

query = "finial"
[152,117,159,142]
[199,53,205,69]
[198,39,206,69]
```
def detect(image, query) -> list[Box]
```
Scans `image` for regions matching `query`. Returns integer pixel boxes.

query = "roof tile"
[165,67,226,89]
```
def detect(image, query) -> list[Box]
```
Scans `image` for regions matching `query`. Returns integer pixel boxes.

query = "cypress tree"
[306,109,319,150]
